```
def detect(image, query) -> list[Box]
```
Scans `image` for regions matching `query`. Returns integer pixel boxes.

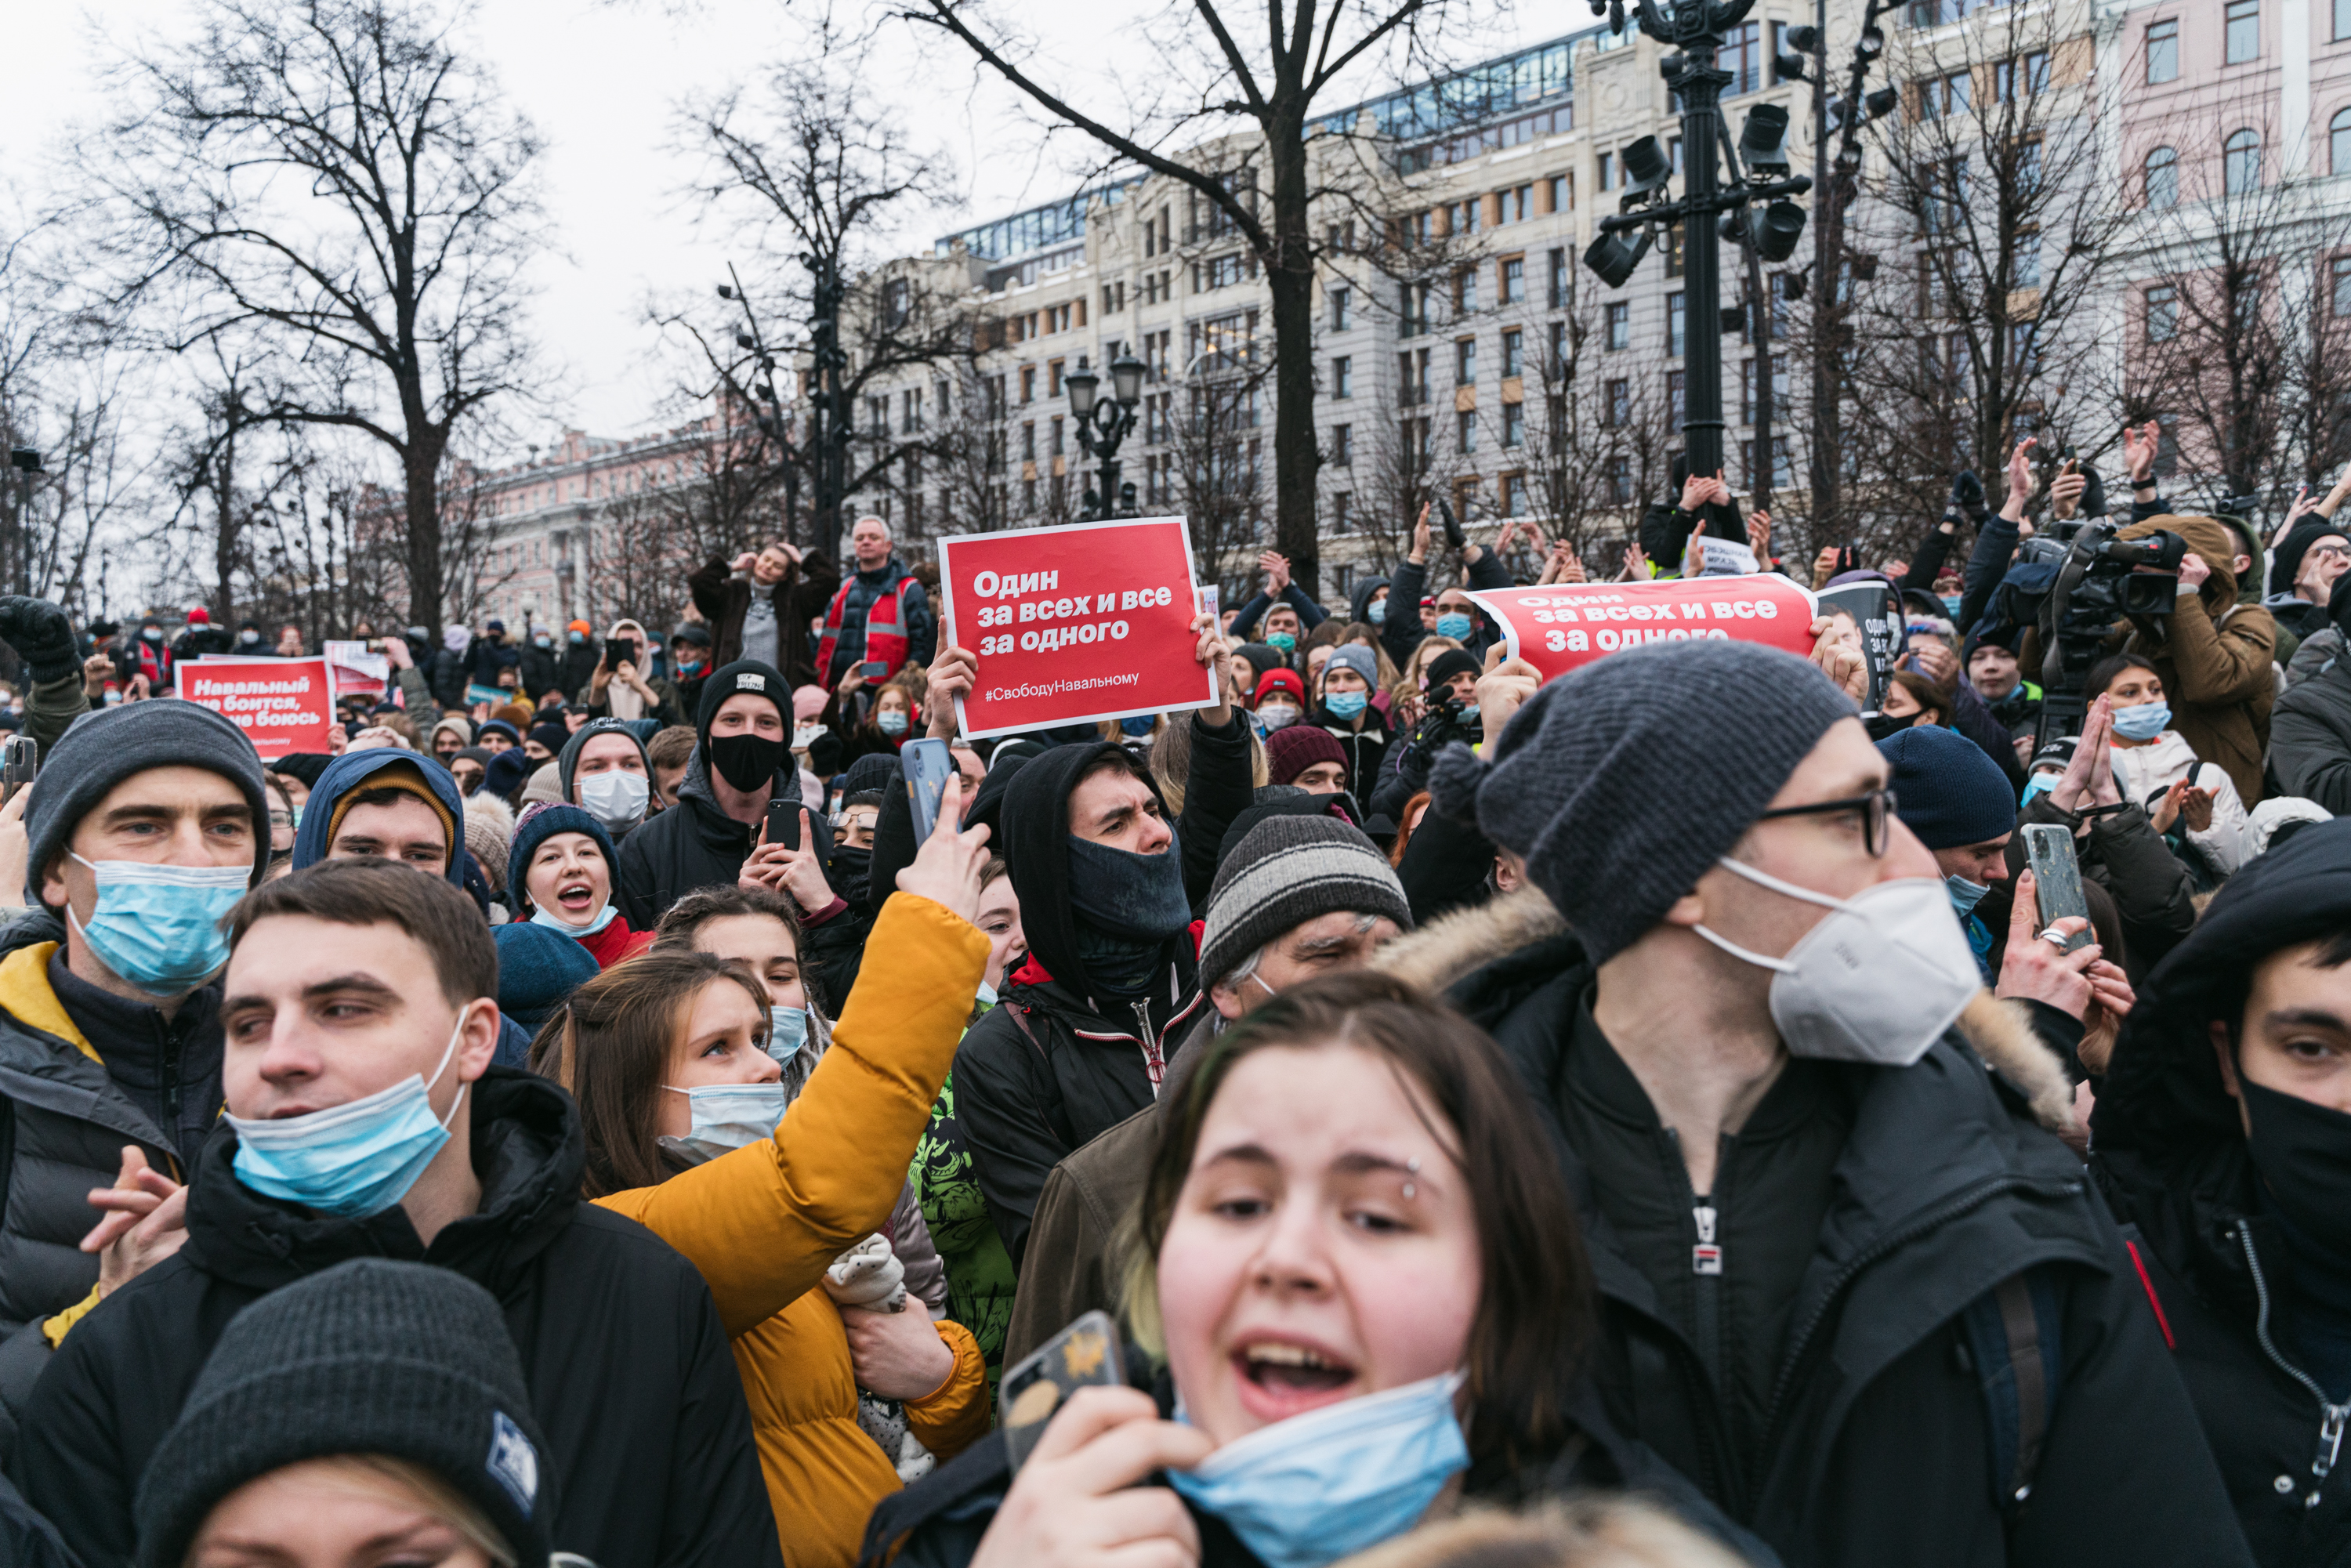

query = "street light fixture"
[1067,348,1147,520]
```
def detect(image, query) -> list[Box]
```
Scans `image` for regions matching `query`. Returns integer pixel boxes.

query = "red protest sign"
[1469,574,1818,684]
[176,657,336,759]
[938,516,1216,740]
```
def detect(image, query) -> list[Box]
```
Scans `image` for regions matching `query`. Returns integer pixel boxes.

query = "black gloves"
[0,597,81,683]
[2079,467,2108,519]
[1438,498,1466,551]
[1950,470,1989,525]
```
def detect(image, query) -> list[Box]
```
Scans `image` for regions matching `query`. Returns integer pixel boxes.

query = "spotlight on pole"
[1865,85,1900,120]
[1739,103,1791,175]
[1621,136,1674,201]
[1757,201,1808,264]
[717,284,735,299]
[1582,226,1654,288]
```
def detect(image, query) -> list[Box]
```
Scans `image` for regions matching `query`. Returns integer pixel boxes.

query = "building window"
[1667,371,1686,428]
[1664,225,1686,279]
[1998,51,2049,100]
[1332,423,1353,465]
[1458,409,1477,453]
[2015,230,2041,289]
[1332,356,1352,398]
[1723,22,1762,93]
[1667,292,1686,357]
[1501,473,1527,517]
[1548,248,1567,309]
[1451,198,1480,235]
[1331,286,1351,330]
[1020,367,1036,404]
[2226,0,2259,62]
[1502,184,1533,222]
[1549,319,1567,374]
[1502,328,1523,379]
[2332,256,2351,317]
[1021,422,1036,461]
[1500,256,1523,304]
[1548,173,1572,213]
[2340,0,2351,38]
[2226,129,2263,194]
[2011,322,2041,375]
[1920,71,1969,118]
[2146,284,2179,342]
[1597,150,1614,191]
[1455,269,1479,315]
[2335,110,2351,176]
[1502,401,1525,448]
[1606,302,1630,350]
[1050,416,1065,457]
[1332,492,1353,534]
[1455,337,1477,385]
[2144,146,2179,208]
[1606,378,1629,427]
[2146,19,2178,83]
[1607,455,1632,504]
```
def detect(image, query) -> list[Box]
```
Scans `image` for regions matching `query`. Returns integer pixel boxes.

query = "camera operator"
[1365,648,1483,825]
[2110,511,2275,809]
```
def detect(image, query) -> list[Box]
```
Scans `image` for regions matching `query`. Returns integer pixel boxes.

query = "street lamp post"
[1066,349,1147,520]
[719,266,802,545]
[1582,0,1813,485]
[8,448,44,599]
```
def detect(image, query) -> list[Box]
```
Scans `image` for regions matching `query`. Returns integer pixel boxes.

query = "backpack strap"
[1961,1268,2065,1519]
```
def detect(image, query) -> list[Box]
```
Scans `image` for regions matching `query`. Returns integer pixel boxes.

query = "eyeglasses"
[1755,787,1898,857]
[2309,544,2351,562]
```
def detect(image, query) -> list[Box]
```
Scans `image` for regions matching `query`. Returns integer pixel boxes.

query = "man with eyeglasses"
[2269,569,2351,814]
[1402,639,2248,1567]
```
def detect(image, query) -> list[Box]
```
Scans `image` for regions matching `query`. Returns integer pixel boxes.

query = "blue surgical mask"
[67,855,250,994]
[1325,690,1368,720]
[567,630,585,645]
[1941,595,1962,617]
[1266,632,1297,653]
[2022,775,2056,807]
[974,978,998,1009]
[226,1005,473,1216]
[530,900,618,939]
[767,1006,807,1066]
[1946,874,1991,916]
[877,709,908,737]
[1167,1372,1469,1568]
[1120,715,1157,737]
[2110,701,2171,741]
[663,1081,791,1161]
[1435,612,1473,641]
[1367,598,1387,625]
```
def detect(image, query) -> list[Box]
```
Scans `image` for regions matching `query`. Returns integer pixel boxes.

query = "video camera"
[2020,518,2188,751]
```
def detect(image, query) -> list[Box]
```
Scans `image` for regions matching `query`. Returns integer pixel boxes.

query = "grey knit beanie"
[1433,639,1855,964]
[24,700,270,905]
[135,1258,557,1568]
[1199,814,1413,990]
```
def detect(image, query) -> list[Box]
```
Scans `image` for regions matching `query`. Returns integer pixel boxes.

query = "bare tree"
[928,364,1014,535]
[1831,7,2124,550]
[89,0,544,640]
[898,0,1509,598]
[1174,353,1276,600]
[2122,113,2351,509]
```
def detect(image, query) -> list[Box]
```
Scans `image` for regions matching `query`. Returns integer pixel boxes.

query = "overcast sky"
[2,0,1558,446]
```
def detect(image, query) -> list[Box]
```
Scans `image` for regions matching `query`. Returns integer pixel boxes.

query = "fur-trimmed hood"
[1382,885,2076,1135]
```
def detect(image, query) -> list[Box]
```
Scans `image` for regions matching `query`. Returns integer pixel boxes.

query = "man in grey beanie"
[0,699,268,1455]
[1000,800,1411,1366]
[1414,636,2247,1568]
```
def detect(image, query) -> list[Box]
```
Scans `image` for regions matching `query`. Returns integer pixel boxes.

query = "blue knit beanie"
[1875,725,2016,849]
[506,802,617,914]
[1430,640,1857,964]
[491,922,600,1037]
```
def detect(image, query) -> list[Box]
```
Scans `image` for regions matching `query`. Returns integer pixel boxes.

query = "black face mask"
[2242,1077,2351,1251]
[1066,831,1190,999]
[708,733,785,793]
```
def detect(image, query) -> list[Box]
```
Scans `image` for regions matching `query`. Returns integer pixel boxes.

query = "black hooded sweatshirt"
[12,1068,782,1568]
[949,741,1208,1270]
[2092,818,2351,1566]
[614,659,804,929]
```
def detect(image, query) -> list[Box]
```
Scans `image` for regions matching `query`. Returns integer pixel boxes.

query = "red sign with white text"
[939,516,1216,740]
[176,657,336,759]
[1469,574,1819,684]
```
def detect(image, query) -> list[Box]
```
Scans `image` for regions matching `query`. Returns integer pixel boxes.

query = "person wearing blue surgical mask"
[2094,651,2250,882]
[0,857,798,1568]
[574,802,1004,1564]
[878,972,1761,1566]
[1876,723,2020,983]
[1,699,268,1355]
[1313,643,1390,798]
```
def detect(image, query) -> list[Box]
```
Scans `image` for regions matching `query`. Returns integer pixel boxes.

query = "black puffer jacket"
[2092,820,2351,1566]
[1394,893,2252,1568]
[11,1068,783,1568]
[2269,636,2351,813]
[0,910,223,1459]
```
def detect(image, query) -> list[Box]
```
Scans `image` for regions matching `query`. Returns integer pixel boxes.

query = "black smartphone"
[903,737,955,842]
[2022,823,2093,954]
[860,660,889,681]
[603,637,633,671]
[2,735,37,804]
[1001,1311,1125,1474]
[764,797,801,852]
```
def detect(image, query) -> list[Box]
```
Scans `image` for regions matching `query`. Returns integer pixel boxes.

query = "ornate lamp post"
[1067,349,1147,520]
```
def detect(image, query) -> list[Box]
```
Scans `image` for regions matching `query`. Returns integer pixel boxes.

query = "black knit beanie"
[134,1259,558,1568]
[1431,639,1855,963]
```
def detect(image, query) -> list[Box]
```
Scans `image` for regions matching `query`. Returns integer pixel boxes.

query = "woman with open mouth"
[864,971,1768,1568]
[507,802,654,969]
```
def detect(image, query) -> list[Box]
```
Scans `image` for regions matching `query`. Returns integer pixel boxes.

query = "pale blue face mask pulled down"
[1946,874,1992,916]
[1434,612,1473,642]
[1166,1371,1469,1568]
[664,1081,792,1161]
[529,900,620,940]
[226,1005,473,1217]
[67,855,251,995]
[766,1006,807,1066]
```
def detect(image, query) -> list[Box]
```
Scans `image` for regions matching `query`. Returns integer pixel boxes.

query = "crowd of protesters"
[0,458,2344,1568]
